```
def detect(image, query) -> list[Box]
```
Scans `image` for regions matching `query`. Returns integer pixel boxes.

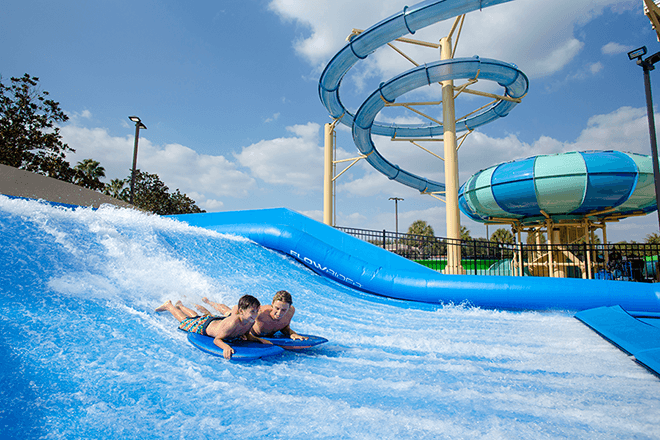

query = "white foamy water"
[0,196,658,439]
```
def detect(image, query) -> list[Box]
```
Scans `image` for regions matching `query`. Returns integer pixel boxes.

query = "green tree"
[0,74,75,180]
[460,225,472,241]
[129,169,204,215]
[74,158,106,191]
[406,220,442,258]
[490,228,514,244]
[408,220,434,237]
[646,232,660,244]
[168,189,205,215]
[104,178,129,200]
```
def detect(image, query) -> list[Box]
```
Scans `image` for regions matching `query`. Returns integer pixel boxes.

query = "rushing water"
[1,196,659,440]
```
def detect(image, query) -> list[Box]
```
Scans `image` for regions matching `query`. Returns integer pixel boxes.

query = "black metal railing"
[336,226,660,282]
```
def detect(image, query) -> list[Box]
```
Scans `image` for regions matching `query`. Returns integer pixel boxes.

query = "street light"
[389,197,404,235]
[128,116,147,205]
[629,46,660,230]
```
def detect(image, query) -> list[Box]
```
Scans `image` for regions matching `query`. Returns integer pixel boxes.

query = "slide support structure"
[324,122,335,226]
[441,36,465,274]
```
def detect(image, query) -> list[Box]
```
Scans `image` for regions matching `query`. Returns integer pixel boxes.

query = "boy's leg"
[155,300,188,322]
[174,300,198,318]
[194,304,214,316]
[202,297,232,316]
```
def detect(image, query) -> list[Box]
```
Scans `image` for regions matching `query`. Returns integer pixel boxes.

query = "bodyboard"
[187,333,284,361]
[259,334,328,350]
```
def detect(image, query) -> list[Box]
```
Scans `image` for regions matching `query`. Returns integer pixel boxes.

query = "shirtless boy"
[198,290,307,341]
[156,294,270,360]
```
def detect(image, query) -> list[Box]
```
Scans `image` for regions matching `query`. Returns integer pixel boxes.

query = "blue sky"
[3,0,660,242]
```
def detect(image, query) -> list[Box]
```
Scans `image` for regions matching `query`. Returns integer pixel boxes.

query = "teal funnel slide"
[171,208,660,312]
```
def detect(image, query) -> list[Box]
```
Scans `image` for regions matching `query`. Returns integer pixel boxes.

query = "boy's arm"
[212,337,235,359]
[245,332,273,345]
[280,325,308,340]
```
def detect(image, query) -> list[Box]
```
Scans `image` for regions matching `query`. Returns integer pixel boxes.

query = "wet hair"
[237,294,260,311]
[272,290,292,305]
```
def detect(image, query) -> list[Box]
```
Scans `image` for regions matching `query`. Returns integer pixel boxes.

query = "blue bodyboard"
[259,334,328,350]
[187,333,284,361]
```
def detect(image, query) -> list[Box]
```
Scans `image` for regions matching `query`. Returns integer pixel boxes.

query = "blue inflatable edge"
[260,334,328,349]
[169,208,660,313]
[575,305,660,377]
[186,332,284,361]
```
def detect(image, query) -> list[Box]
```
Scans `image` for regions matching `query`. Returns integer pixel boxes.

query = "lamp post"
[389,197,404,235]
[128,116,147,205]
[629,46,660,230]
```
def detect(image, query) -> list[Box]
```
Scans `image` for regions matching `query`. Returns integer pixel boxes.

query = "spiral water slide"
[318,0,528,194]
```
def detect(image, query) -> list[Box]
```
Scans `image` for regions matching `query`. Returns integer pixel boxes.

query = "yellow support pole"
[323,123,334,226]
[440,36,465,275]
[644,0,660,41]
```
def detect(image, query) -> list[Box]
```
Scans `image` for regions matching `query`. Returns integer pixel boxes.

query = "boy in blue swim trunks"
[156,294,271,360]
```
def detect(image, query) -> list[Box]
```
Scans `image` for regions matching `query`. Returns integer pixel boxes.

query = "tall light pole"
[629,47,660,230]
[389,197,404,235]
[128,116,147,205]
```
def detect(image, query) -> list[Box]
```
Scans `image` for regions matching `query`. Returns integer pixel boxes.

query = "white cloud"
[571,106,650,153]
[188,194,224,212]
[269,0,634,80]
[66,109,93,124]
[140,142,257,198]
[457,106,650,178]
[235,122,328,191]
[264,112,280,123]
[268,0,405,67]
[589,62,604,75]
[60,125,257,210]
[601,42,633,55]
[300,209,323,223]
[338,169,394,197]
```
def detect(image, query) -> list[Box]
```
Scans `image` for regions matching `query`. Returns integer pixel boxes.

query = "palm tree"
[104,178,128,201]
[406,220,437,258]
[74,159,106,190]
[75,159,105,179]
[408,220,435,237]
[490,228,514,244]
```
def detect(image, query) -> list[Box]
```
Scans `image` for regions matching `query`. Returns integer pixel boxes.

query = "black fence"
[336,226,660,282]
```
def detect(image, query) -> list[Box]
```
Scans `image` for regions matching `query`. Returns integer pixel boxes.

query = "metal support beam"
[323,123,334,226]
[441,36,465,275]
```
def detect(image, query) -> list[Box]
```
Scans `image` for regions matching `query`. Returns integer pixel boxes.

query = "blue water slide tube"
[459,151,658,223]
[170,208,660,312]
[319,0,515,133]
[352,57,528,193]
[318,0,528,194]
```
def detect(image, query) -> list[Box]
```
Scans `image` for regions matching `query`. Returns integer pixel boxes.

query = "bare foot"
[155,300,172,312]
[202,297,210,304]
[175,300,184,307]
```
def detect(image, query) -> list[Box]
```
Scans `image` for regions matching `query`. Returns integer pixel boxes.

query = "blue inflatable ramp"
[575,305,660,377]
[170,208,660,312]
